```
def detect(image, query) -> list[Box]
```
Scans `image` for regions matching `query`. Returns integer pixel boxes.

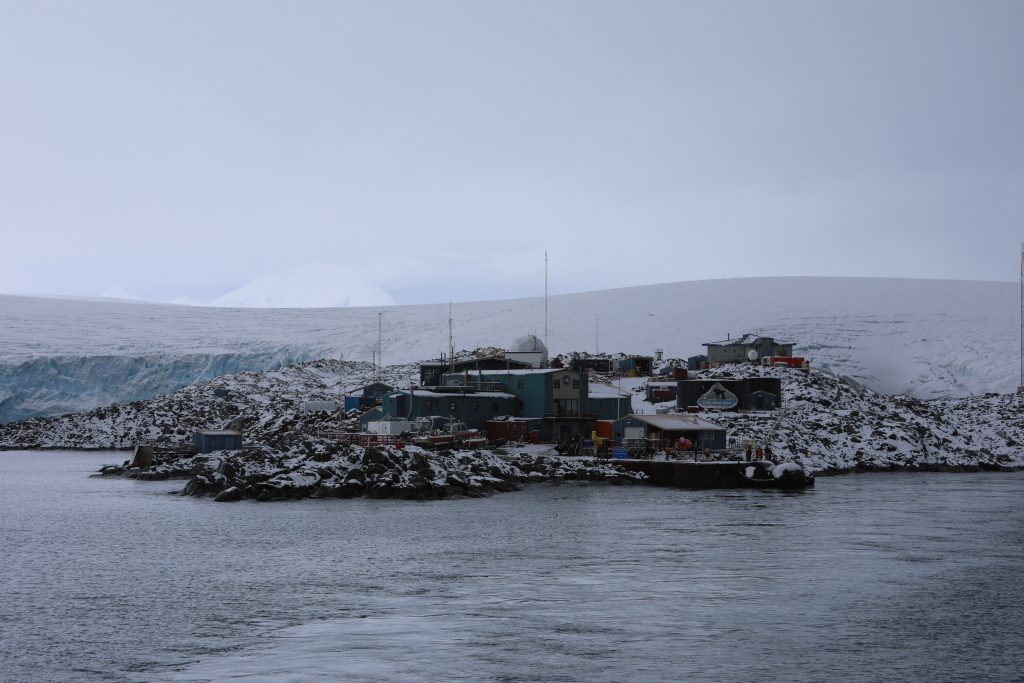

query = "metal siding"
[580,372,590,414]
[591,396,630,420]
[522,374,549,417]
[405,393,519,430]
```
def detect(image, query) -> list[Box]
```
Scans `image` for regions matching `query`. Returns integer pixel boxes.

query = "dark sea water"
[2,451,1022,683]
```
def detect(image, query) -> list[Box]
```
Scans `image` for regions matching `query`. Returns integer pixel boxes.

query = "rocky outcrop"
[97,443,645,501]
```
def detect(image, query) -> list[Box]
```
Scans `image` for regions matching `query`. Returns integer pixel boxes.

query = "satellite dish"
[747,349,759,361]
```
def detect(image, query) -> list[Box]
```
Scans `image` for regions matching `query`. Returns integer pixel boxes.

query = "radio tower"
[448,301,455,371]
[1019,242,1023,393]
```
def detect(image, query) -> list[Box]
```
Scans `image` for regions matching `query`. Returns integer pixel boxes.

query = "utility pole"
[377,311,383,382]
[648,312,655,357]
[1019,242,1023,393]
[544,251,549,351]
[448,301,454,371]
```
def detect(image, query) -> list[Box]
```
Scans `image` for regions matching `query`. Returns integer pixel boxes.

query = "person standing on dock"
[745,445,752,462]
[755,446,764,460]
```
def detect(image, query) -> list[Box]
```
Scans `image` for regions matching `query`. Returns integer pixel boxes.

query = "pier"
[601,459,788,489]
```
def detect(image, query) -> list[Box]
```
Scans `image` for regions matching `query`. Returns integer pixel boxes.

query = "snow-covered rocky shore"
[673,364,1024,474]
[97,444,643,501]
[2,356,1022,501]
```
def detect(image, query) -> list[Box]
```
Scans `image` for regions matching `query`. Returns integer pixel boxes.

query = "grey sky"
[1,0,1022,305]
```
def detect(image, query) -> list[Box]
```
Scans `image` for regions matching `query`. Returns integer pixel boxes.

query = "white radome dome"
[510,334,547,354]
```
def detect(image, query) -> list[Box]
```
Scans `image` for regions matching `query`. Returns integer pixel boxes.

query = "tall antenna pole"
[544,251,549,350]
[1019,242,1023,393]
[448,301,454,369]
[377,311,383,382]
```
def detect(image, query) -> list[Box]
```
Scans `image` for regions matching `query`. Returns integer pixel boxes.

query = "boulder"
[214,486,242,502]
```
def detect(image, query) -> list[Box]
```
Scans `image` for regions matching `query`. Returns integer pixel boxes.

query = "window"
[449,401,457,413]
[572,380,579,389]
[553,380,560,390]
[425,400,434,410]
[470,401,479,412]
[518,379,524,390]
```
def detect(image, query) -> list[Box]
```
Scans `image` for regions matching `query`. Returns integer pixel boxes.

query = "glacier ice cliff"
[0,349,324,424]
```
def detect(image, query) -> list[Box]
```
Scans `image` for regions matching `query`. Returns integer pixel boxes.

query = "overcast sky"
[1,0,1022,306]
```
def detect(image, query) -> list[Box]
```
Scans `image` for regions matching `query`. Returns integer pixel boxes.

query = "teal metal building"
[444,368,589,418]
[381,388,519,430]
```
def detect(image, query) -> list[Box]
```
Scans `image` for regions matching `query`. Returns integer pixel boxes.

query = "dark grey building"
[570,354,615,374]
[687,354,708,371]
[381,388,520,430]
[607,414,727,451]
[703,334,794,367]
[419,356,533,386]
[677,377,782,411]
[588,386,631,420]
[193,430,242,453]
[344,382,395,411]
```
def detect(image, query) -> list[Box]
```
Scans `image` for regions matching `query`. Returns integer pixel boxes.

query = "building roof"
[588,384,631,398]
[463,368,567,376]
[626,414,725,432]
[346,382,394,395]
[703,334,791,347]
[422,356,532,369]
[407,390,517,399]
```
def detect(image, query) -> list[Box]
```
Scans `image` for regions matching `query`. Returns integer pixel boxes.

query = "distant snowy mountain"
[210,265,395,308]
[0,277,1018,422]
[98,286,142,301]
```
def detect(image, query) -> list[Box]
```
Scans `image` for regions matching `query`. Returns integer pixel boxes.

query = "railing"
[313,429,403,446]
[542,411,597,419]
[430,381,507,393]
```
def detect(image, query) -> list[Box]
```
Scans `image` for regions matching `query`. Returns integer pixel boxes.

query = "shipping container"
[762,356,804,368]
[485,419,534,442]
[192,430,242,453]
[594,420,615,440]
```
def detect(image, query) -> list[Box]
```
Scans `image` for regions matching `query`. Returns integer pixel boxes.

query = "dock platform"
[601,459,759,488]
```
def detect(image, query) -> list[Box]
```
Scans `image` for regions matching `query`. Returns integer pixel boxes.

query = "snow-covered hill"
[1,276,1018,422]
[209,265,396,308]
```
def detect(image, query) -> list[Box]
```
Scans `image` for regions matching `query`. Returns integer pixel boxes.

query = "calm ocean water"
[1,451,1022,683]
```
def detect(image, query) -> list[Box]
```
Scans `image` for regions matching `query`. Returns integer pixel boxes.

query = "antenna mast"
[1019,242,1023,393]
[544,251,549,350]
[377,311,383,381]
[448,301,454,370]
